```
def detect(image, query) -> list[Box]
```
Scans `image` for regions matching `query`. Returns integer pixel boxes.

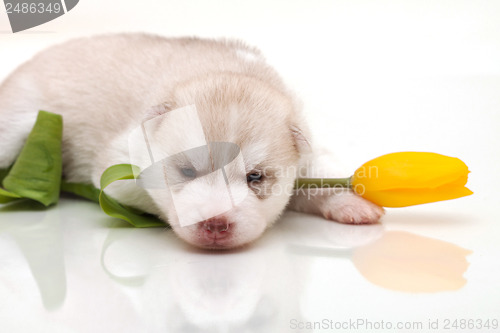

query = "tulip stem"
[294,177,352,190]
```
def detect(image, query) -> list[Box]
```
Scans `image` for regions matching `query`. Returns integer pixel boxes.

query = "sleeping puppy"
[0,33,384,249]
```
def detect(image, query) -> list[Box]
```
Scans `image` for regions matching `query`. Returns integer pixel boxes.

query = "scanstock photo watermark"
[127,103,371,227]
[289,318,499,331]
[3,0,79,33]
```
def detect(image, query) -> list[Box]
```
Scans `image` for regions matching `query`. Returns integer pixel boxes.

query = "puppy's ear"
[143,102,176,121]
[290,124,312,154]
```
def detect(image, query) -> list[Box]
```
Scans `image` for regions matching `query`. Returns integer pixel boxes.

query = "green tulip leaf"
[96,164,165,228]
[0,167,10,183]
[1,110,165,228]
[0,186,23,204]
[61,166,165,228]
[60,181,101,203]
[1,110,62,206]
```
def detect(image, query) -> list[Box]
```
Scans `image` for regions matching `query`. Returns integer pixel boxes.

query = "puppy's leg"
[288,149,384,224]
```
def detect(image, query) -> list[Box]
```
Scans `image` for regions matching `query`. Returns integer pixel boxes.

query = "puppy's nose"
[200,217,230,234]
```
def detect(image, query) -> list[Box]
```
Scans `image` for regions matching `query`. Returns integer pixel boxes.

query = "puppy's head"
[139,73,309,249]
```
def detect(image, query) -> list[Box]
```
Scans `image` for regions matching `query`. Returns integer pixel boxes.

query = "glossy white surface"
[1,1,500,332]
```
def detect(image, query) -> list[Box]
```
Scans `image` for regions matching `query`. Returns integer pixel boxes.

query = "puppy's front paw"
[320,191,384,224]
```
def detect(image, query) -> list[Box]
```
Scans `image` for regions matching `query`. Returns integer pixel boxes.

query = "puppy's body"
[0,34,383,248]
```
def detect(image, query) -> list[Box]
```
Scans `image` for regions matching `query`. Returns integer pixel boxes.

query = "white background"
[1,1,499,332]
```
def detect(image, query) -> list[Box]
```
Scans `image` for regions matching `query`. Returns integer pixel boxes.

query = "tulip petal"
[352,152,470,191]
[361,184,473,207]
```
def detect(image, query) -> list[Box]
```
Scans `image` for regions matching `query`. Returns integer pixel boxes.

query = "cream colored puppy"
[0,34,383,249]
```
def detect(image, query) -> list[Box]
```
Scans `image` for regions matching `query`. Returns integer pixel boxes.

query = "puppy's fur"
[0,34,383,249]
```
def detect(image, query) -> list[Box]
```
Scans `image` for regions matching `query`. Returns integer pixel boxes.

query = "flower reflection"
[352,231,472,292]
[284,213,472,293]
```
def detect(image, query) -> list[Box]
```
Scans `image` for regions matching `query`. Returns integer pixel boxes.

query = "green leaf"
[0,167,10,183]
[1,166,19,203]
[1,111,62,206]
[0,186,22,203]
[60,181,100,203]
[0,111,164,228]
[99,164,141,189]
[97,164,165,228]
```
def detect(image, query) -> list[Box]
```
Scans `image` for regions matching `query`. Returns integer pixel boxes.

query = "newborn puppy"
[0,34,383,249]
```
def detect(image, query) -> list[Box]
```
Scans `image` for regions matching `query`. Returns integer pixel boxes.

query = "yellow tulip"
[350,152,473,207]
